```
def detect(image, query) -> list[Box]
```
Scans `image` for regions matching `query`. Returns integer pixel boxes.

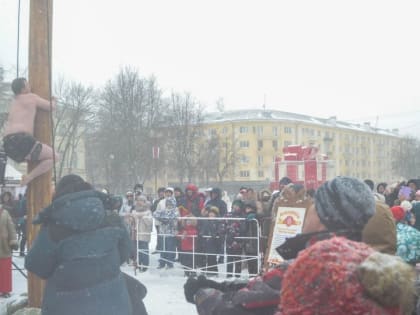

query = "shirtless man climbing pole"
[3,77,58,186]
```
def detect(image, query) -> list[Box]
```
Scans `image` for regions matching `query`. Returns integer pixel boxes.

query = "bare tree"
[215,134,238,183]
[197,133,238,185]
[93,67,164,192]
[166,92,203,184]
[53,78,96,178]
[392,135,420,179]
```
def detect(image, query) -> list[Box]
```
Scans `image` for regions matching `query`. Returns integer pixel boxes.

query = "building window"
[284,127,292,134]
[240,170,250,177]
[240,140,250,148]
[258,170,264,177]
[256,126,263,136]
[258,140,263,149]
[272,127,278,137]
[272,140,278,150]
[240,155,250,164]
[257,155,263,166]
[210,128,217,136]
[239,126,248,134]
[284,141,292,147]
[221,127,228,134]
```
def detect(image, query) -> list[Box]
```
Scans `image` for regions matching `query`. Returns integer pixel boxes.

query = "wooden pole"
[27,0,53,308]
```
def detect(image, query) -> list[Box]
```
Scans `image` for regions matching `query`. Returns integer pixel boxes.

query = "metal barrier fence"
[132,216,262,278]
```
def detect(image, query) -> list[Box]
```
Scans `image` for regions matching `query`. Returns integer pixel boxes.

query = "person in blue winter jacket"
[25,174,133,315]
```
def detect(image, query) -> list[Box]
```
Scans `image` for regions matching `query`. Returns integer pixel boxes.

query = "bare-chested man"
[3,78,58,186]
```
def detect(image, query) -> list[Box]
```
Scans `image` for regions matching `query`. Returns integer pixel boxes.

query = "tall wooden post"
[27,0,53,308]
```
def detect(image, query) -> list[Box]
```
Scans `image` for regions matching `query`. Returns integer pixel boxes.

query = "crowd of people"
[2,174,420,315]
[184,176,420,315]
[120,184,268,278]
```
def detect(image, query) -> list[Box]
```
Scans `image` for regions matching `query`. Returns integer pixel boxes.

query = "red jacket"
[178,225,198,251]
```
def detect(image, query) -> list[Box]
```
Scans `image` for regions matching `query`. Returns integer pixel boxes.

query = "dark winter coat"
[224,211,246,251]
[207,188,228,217]
[25,190,132,315]
[198,218,224,254]
[244,211,260,255]
[185,266,288,315]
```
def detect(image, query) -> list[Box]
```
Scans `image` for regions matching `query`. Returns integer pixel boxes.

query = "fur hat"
[279,237,414,315]
[400,200,413,212]
[314,176,375,232]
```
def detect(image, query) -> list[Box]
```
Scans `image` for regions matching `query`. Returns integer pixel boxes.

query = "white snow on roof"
[203,109,399,136]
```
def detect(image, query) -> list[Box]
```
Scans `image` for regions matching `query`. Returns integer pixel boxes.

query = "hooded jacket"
[184,184,205,217]
[25,190,132,315]
[207,188,228,217]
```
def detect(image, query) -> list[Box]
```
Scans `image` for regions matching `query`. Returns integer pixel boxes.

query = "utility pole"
[27,0,53,307]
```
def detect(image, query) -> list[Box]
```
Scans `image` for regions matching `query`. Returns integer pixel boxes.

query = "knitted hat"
[279,237,414,315]
[231,199,244,210]
[279,176,292,186]
[314,176,375,231]
[390,206,405,222]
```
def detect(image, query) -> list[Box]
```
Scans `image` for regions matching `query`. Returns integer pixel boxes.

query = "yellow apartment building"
[198,109,400,190]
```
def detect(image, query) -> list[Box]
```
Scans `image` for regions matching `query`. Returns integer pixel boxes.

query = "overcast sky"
[1,0,420,136]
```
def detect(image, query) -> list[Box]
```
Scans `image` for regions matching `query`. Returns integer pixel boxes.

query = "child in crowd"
[198,206,224,276]
[153,196,179,269]
[177,215,198,276]
[224,199,246,277]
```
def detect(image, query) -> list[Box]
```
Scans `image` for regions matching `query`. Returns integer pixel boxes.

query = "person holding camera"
[0,203,18,298]
[25,174,134,315]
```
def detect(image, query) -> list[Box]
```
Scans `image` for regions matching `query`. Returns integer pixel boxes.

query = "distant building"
[172,109,400,191]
